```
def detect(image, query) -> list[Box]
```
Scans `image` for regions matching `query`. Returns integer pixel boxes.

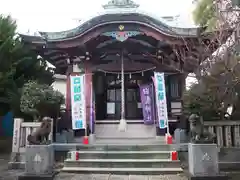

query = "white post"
[12,118,23,154]
[49,119,54,143]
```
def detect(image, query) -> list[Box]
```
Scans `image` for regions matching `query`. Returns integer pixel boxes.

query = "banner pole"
[90,81,93,134]
[84,74,87,137]
[83,74,89,144]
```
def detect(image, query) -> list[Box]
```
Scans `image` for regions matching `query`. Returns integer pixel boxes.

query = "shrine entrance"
[94,71,154,121]
[106,74,142,120]
[93,73,157,138]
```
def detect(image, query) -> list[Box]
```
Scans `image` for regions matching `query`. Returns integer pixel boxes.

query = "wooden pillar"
[65,64,81,129]
[66,61,93,133]
[84,61,93,134]
[65,66,72,114]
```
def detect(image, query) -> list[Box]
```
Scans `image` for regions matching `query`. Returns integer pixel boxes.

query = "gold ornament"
[119,25,124,31]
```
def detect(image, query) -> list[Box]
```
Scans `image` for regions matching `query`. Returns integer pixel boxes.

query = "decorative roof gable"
[102,0,139,9]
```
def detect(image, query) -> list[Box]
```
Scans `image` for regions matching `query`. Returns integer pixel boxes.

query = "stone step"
[54,144,173,151]
[64,159,181,169]
[67,150,171,159]
[94,138,165,145]
[61,167,183,175]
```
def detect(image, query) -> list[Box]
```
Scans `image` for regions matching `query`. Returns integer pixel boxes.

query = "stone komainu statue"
[27,117,52,145]
[189,114,215,143]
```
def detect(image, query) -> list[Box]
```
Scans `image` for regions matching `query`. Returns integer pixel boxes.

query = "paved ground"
[0,153,188,180]
[1,153,240,180]
[54,173,187,180]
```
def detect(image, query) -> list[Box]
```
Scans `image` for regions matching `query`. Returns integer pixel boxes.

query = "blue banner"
[70,75,86,130]
[153,72,168,129]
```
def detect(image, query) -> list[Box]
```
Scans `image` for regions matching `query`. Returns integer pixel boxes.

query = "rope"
[121,50,125,120]
[97,67,156,75]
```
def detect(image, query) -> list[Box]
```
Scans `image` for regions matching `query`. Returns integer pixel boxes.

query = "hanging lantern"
[142,71,144,76]
[117,74,120,79]
[129,73,132,79]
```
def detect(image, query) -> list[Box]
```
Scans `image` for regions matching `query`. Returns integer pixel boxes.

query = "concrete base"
[8,161,25,169]
[188,174,228,180]
[174,129,188,151]
[8,152,25,169]
[89,134,95,144]
[18,172,56,180]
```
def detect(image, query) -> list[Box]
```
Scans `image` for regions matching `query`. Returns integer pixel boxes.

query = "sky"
[0,0,197,86]
[0,0,196,34]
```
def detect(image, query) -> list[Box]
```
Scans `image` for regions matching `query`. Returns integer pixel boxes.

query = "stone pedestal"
[174,129,188,151]
[18,144,55,180]
[188,143,227,179]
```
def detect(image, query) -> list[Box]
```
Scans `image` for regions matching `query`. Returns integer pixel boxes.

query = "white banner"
[154,72,168,129]
[70,75,86,130]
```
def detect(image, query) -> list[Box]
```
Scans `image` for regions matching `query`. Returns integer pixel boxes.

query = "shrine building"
[19,0,216,139]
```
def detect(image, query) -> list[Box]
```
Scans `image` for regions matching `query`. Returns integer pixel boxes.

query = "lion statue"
[27,117,53,145]
[189,114,215,143]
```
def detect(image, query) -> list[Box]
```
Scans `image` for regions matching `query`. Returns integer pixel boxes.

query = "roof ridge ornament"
[102,0,139,9]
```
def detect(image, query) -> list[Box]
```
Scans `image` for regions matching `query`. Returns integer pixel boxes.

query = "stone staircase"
[61,142,183,175]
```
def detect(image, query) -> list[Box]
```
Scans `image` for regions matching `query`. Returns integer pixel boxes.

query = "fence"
[12,118,53,155]
[11,118,240,149]
[204,120,240,147]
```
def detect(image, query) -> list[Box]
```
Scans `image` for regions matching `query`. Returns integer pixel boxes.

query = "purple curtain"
[139,84,155,125]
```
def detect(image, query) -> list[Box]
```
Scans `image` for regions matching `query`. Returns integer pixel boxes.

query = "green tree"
[184,53,240,120]
[0,15,54,117]
[20,81,64,121]
[193,0,217,31]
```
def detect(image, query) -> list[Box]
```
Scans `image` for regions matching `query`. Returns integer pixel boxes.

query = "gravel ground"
[0,153,22,180]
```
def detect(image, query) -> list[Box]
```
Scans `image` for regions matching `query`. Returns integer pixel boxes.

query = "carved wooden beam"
[139,26,185,45]
[142,52,183,72]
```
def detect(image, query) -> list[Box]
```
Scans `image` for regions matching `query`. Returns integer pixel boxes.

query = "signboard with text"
[153,72,168,129]
[70,75,86,130]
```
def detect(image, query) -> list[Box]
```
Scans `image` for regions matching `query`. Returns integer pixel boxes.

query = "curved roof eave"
[38,9,200,41]
[19,33,46,44]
